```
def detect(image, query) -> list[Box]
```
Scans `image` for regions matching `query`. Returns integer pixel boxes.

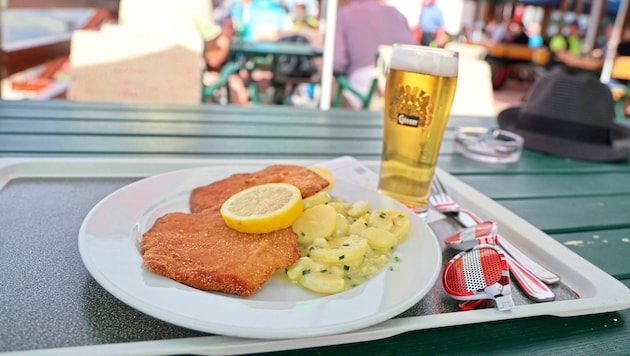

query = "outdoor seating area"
[215,37,323,105]
[3,0,630,118]
[1,1,630,355]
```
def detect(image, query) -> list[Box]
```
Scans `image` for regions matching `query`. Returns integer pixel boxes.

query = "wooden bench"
[483,43,551,89]
[485,43,550,64]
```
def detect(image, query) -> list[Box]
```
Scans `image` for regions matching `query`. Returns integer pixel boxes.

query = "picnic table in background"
[473,41,551,89]
[205,38,323,105]
[555,51,604,74]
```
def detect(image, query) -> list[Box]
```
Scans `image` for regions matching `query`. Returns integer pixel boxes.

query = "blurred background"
[1,0,628,116]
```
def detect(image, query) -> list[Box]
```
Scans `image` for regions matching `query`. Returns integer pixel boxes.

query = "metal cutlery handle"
[504,253,555,302]
[497,236,560,284]
[456,209,560,284]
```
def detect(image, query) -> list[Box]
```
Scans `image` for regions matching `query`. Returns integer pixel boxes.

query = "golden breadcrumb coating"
[141,165,330,296]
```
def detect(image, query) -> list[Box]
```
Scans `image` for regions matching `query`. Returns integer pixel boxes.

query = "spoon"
[442,244,515,311]
[445,223,556,305]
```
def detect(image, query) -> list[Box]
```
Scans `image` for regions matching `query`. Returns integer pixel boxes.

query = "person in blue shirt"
[234,0,293,42]
[527,23,543,48]
[418,0,444,46]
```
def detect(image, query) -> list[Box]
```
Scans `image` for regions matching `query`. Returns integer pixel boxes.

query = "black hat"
[497,67,630,162]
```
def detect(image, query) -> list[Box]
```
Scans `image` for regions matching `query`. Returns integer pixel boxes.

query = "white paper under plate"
[0,157,629,356]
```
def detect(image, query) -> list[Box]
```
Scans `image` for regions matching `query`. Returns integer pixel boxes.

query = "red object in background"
[413,25,422,44]
[513,3,525,23]
[6,9,113,95]
[11,78,53,92]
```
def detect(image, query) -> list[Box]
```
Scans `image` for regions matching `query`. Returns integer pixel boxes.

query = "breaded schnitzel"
[141,165,330,297]
[142,209,300,297]
[189,164,330,214]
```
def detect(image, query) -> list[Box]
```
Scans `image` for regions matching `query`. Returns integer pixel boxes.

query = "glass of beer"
[377,44,459,219]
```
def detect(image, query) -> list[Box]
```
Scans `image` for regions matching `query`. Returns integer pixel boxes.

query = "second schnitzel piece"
[142,164,330,297]
[189,164,330,213]
[142,209,299,297]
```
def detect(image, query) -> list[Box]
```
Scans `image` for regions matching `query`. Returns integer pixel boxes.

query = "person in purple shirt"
[333,0,415,109]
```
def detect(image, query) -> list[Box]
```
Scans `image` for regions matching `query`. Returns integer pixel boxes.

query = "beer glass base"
[405,204,429,220]
[377,188,430,220]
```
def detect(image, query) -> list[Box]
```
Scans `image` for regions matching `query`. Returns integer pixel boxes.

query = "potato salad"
[287,191,411,295]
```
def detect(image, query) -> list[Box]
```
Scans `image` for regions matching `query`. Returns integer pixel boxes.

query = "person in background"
[119,0,232,70]
[291,2,319,30]
[118,0,249,104]
[488,18,510,43]
[333,0,415,109]
[591,23,613,58]
[229,0,251,37]
[280,0,319,17]
[483,20,498,41]
[616,25,630,56]
[527,23,543,48]
[418,0,445,46]
[503,21,529,45]
[429,27,449,48]
[549,21,581,56]
[239,0,293,42]
[212,0,232,26]
[546,21,582,70]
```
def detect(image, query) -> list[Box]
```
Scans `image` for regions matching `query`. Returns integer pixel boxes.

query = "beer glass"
[377,44,459,219]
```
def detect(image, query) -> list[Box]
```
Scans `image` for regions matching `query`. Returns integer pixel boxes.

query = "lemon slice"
[308,166,335,190]
[220,183,303,234]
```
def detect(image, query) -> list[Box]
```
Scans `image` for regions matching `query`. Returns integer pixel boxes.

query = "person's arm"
[205,19,235,70]
[193,0,232,70]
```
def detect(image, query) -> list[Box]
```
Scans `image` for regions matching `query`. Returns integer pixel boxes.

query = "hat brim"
[498,107,630,162]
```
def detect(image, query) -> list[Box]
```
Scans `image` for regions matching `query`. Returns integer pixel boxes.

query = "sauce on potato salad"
[286,191,411,295]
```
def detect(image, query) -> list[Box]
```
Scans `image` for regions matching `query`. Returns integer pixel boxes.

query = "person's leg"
[228,74,250,105]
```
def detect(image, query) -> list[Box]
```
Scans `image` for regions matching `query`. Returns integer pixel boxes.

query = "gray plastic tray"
[1,157,629,355]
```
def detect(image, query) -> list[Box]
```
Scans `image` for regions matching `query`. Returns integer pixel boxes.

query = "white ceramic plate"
[78,166,441,339]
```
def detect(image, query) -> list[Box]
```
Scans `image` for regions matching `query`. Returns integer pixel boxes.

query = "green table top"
[0,99,629,355]
[230,39,323,58]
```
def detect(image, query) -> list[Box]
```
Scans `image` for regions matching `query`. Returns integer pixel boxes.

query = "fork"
[430,175,560,285]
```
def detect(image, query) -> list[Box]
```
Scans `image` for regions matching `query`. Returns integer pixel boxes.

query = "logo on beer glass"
[397,113,420,127]
[389,85,433,128]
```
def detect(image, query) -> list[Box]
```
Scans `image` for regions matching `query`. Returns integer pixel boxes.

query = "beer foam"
[389,45,458,77]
